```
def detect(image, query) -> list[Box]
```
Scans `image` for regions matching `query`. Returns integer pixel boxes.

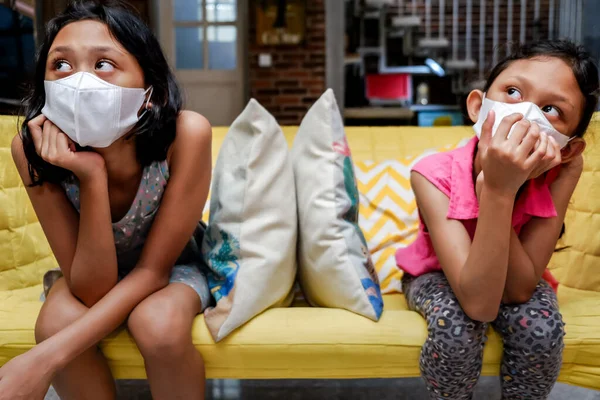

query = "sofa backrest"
[0,116,55,292]
[548,114,600,291]
[0,115,598,292]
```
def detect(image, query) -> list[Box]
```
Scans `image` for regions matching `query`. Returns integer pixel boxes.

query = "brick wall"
[248,0,326,125]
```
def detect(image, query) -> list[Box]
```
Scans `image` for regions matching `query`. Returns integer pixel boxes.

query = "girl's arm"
[1,111,212,395]
[12,117,117,307]
[503,159,582,303]
[412,172,514,322]
[474,173,544,304]
[68,168,117,306]
[414,113,546,322]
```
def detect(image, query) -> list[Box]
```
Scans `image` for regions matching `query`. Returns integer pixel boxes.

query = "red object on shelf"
[365,73,411,101]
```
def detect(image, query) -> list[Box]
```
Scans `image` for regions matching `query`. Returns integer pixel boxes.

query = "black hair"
[484,40,599,138]
[20,0,183,186]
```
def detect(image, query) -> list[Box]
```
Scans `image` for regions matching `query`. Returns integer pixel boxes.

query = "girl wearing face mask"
[3,1,212,399]
[396,40,599,400]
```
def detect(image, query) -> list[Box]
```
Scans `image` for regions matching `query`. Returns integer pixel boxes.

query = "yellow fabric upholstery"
[1,115,600,390]
[548,115,600,290]
[0,117,55,292]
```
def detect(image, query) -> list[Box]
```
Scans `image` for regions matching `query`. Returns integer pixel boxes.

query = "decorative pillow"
[201,99,297,342]
[292,89,384,321]
[355,138,471,293]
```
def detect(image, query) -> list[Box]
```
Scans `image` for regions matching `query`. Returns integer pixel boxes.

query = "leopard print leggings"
[403,272,565,400]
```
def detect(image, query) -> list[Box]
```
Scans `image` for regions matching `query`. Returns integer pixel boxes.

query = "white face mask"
[41,72,152,148]
[473,94,573,149]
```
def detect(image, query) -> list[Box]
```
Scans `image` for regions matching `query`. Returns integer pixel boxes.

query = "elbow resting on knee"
[503,288,535,305]
[70,279,116,308]
[463,302,499,323]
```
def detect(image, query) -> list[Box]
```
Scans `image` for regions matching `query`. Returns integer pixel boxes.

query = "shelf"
[380,65,432,74]
[410,104,461,112]
[358,47,383,56]
[445,59,477,70]
[364,0,395,6]
[0,97,20,106]
[392,16,422,28]
[344,107,415,120]
[344,55,362,65]
[364,11,382,18]
[419,37,450,49]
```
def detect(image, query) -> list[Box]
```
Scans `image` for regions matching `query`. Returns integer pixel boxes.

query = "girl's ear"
[466,90,484,124]
[561,137,586,164]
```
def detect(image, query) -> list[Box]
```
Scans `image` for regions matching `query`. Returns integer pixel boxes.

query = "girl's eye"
[96,61,114,72]
[55,60,72,72]
[507,87,522,100]
[542,105,560,117]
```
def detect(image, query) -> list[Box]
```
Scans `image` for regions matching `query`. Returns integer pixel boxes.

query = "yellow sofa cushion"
[1,285,599,390]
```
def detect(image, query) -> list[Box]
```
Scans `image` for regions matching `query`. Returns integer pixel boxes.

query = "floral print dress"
[42,159,212,310]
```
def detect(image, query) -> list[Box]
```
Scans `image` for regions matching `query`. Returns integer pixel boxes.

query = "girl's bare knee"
[128,298,194,359]
[35,280,87,343]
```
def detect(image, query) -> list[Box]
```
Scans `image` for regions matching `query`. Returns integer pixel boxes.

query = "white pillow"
[292,89,384,321]
[202,99,297,341]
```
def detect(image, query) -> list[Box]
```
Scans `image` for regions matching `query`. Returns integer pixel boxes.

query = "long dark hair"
[20,0,183,186]
[484,40,599,138]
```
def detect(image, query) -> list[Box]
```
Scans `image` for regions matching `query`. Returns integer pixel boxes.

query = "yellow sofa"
[1,115,599,390]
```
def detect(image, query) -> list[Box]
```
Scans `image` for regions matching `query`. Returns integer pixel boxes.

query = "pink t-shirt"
[395,136,560,290]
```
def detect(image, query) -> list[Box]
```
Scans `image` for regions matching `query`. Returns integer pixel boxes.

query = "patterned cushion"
[292,90,384,321]
[355,139,471,294]
[201,100,297,341]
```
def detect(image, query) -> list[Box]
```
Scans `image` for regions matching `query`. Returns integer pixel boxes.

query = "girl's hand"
[0,352,53,400]
[478,111,546,197]
[527,132,562,180]
[28,114,105,181]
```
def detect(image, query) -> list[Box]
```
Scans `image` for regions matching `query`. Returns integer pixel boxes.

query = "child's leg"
[493,280,565,400]
[35,278,116,400]
[403,272,488,400]
[127,282,205,400]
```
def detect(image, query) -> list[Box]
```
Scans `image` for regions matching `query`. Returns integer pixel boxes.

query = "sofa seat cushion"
[1,289,598,390]
[554,285,600,388]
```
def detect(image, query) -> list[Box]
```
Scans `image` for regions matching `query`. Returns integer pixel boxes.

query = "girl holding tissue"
[3,1,212,399]
[396,40,599,399]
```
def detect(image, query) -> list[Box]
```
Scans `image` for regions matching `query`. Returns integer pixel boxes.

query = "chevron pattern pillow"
[355,138,471,294]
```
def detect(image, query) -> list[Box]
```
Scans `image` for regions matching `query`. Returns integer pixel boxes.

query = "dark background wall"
[582,0,600,84]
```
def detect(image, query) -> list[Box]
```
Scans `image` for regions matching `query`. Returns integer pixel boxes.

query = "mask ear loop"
[565,135,577,147]
[138,86,154,120]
